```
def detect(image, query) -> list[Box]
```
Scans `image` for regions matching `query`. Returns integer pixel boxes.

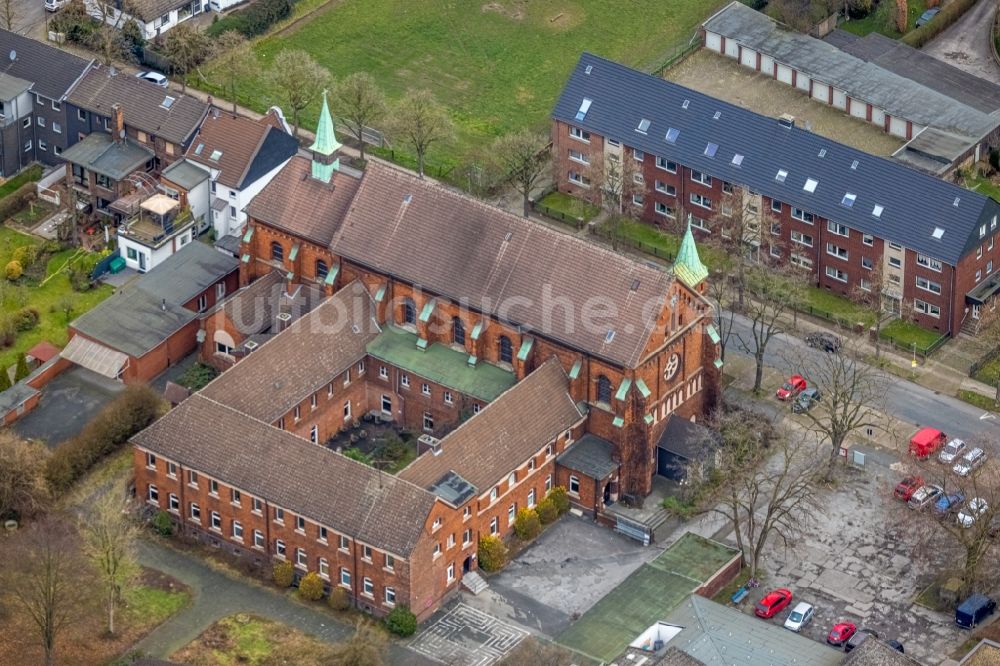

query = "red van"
[910,428,947,459]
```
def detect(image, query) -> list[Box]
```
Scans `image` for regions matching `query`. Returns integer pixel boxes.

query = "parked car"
[135,71,169,88]
[915,7,940,27]
[805,331,841,353]
[776,375,807,401]
[754,588,793,619]
[958,498,989,528]
[893,475,923,501]
[910,427,947,459]
[791,387,821,413]
[954,448,987,477]
[783,602,814,632]
[886,639,904,653]
[956,594,996,628]
[908,484,943,510]
[934,492,965,515]
[844,628,879,653]
[44,0,67,10]
[939,438,968,465]
[827,622,857,646]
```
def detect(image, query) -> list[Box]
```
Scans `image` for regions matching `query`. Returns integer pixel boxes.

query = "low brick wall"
[695,552,742,599]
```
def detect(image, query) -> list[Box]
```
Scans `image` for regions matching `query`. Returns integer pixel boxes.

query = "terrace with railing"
[116,193,195,249]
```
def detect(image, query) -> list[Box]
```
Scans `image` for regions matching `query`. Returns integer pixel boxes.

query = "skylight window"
[850,160,859,170]
[636,118,650,134]
[665,127,679,144]
[403,194,412,204]
[713,111,721,120]
[932,227,945,239]
[575,98,592,121]
[194,143,204,155]
[704,142,718,158]
[841,192,856,208]
[953,197,961,207]
[209,149,222,161]
[682,99,690,109]
[161,96,175,110]
[818,148,827,158]
[584,65,593,75]
[605,330,615,343]
[804,178,818,193]
[731,153,744,167]
[775,169,788,183]
[872,205,884,218]
[630,279,640,291]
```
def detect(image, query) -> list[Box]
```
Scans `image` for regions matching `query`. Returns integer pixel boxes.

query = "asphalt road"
[727,314,1000,444]
[922,0,1000,86]
[13,0,48,40]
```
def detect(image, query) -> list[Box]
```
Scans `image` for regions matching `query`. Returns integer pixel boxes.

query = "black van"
[956,594,997,628]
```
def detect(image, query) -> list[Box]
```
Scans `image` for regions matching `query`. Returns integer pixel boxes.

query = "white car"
[939,438,967,464]
[954,448,987,477]
[784,602,814,632]
[135,71,169,88]
[958,498,989,528]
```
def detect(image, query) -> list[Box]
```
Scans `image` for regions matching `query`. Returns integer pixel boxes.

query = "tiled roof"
[59,132,153,180]
[332,162,675,368]
[0,29,92,100]
[246,157,362,246]
[843,639,924,666]
[68,67,208,145]
[132,393,437,556]
[200,280,379,422]
[556,434,617,480]
[398,358,583,493]
[553,52,1000,265]
[211,270,322,337]
[129,0,191,22]
[185,111,297,190]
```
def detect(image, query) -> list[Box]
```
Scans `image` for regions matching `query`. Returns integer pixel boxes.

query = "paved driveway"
[922,0,1000,86]
[14,365,123,446]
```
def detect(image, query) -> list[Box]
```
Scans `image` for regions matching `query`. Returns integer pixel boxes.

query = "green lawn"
[124,584,191,626]
[197,0,725,174]
[0,227,112,372]
[967,173,1000,204]
[537,191,599,224]
[0,164,42,198]
[606,219,728,270]
[879,318,942,351]
[801,286,876,327]
[839,0,928,38]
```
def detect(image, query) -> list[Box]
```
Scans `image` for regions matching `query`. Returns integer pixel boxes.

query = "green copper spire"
[309,90,341,183]
[673,220,709,288]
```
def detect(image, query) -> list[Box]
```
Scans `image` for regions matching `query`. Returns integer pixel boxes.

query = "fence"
[91,253,118,280]
[970,345,1000,380]
[36,166,63,206]
[590,225,676,263]
[792,304,866,334]
[880,331,949,359]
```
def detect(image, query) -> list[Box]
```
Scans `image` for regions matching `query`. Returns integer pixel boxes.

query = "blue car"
[915,7,940,27]
[935,492,965,515]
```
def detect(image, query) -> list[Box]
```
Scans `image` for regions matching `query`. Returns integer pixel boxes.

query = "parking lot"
[14,365,123,445]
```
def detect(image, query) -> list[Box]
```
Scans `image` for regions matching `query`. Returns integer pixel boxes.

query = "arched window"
[597,375,613,404]
[452,317,465,346]
[271,241,283,262]
[316,259,329,281]
[402,298,416,325]
[499,335,513,363]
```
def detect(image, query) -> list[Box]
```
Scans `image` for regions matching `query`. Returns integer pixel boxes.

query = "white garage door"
[832,89,847,110]
[796,73,810,92]
[776,64,793,85]
[724,38,739,58]
[849,99,867,119]
[761,54,774,75]
[740,47,756,69]
[871,107,886,127]
[811,82,828,102]
[889,116,908,137]
[705,31,722,52]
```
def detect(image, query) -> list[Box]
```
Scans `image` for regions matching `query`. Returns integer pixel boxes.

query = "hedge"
[328,586,351,611]
[298,571,324,600]
[0,182,37,222]
[384,605,417,637]
[536,498,558,524]
[206,0,291,38]
[513,507,541,541]
[546,486,570,515]
[477,535,508,572]
[901,0,977,48]
[273,560,294,587]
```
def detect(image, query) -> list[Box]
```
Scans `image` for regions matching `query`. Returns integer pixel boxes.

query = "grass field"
[879,318,942,351]
[197,0,725,172]
[171,615,343,665]
[802,286,876,327]
[839,0,929,38]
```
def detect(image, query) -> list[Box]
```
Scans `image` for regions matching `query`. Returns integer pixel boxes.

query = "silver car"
[939,438,967,464]
[959,498,989,528]
[954,448,987,477]
[784,601,814,632]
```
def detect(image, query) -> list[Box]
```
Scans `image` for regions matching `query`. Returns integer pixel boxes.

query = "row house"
[552,52,1000,336]
[86,0,205,40]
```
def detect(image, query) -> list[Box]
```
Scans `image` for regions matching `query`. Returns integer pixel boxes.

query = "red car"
[827,622,857,646]
[893,475,924,501]
[754,588,793,618]
[776,375,806,400]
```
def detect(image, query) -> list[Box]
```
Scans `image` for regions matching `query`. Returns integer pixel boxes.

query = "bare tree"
[736,264,802,393]
[333,72,386,162]
[328,619,387,666]
[0,0,17,31]
[213,32,256,114]
[708,272,738,362]
[793,344,888,481]
[80,487,140,636]
[267,49,331,140]
[87,0,143,67]
[594,153,641,251]
[0,432,49,521]
[161,23,211,93]
[388,90,455,178]
[490,129,549,217]
[713,409,819,577]
[709,186,762,310]
[3,516,91,666]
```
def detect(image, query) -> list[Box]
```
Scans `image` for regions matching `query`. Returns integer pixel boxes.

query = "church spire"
[673,220,709,288]
[309,90,342,183]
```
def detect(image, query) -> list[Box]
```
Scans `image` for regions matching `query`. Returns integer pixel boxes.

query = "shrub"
[298,571,324,600]
[151,510,173,536]
[477,534,508,572]
[5,261,21,281]
[342,447,372,465]
[176,362,219,391]
[13,353,28,382]
[12,245,38,268]
[536,498,558,524]
[328,585,351,611]
[513,507,541,541]
[901,0,977,48]
[44,385,167,493]
[206,0,291,38]
[991,150,1000,172]
[384,605,417,637]
[0,367,9,392]
[272,560,294,587]
[12,307,39,332]
[0,315,14,347]
[69,268,92,292]
[547,486,570,514]
[0,182,37,222]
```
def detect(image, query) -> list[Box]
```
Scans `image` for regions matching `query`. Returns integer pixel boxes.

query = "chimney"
[112,103,125,144]
[778,113,795,130]
[276,312,292,332]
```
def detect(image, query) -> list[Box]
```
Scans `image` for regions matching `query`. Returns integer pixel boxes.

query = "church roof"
[674,221,708,288]
[309,91,342,183]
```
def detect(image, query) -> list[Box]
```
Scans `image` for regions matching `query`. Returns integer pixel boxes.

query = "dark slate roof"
[656,416,721,461]
[59,132,153,180]
[556,434,617,479]
[132,393,438,556]
[553,52,1000,264]
[161,158,209,191]
[213,233,241,256]
[0,29,92,100]
[68,67,208,146]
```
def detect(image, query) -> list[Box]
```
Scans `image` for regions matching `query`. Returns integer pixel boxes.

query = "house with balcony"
[116,193,196,272]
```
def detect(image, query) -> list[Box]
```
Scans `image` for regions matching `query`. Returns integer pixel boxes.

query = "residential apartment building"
[134,106,722,619]
[552,53,1000,336]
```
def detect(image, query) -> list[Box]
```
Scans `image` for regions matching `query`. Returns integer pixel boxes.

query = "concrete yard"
[14,365,123,446]
[666,49,905,157]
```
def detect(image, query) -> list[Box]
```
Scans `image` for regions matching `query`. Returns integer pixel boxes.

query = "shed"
[656,416,721,483]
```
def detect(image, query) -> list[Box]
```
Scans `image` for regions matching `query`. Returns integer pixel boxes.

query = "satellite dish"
[119,129,125,139]
[8,50,15,61]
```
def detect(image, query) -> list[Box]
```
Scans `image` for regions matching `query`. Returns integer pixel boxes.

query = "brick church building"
[132,94,721,621]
